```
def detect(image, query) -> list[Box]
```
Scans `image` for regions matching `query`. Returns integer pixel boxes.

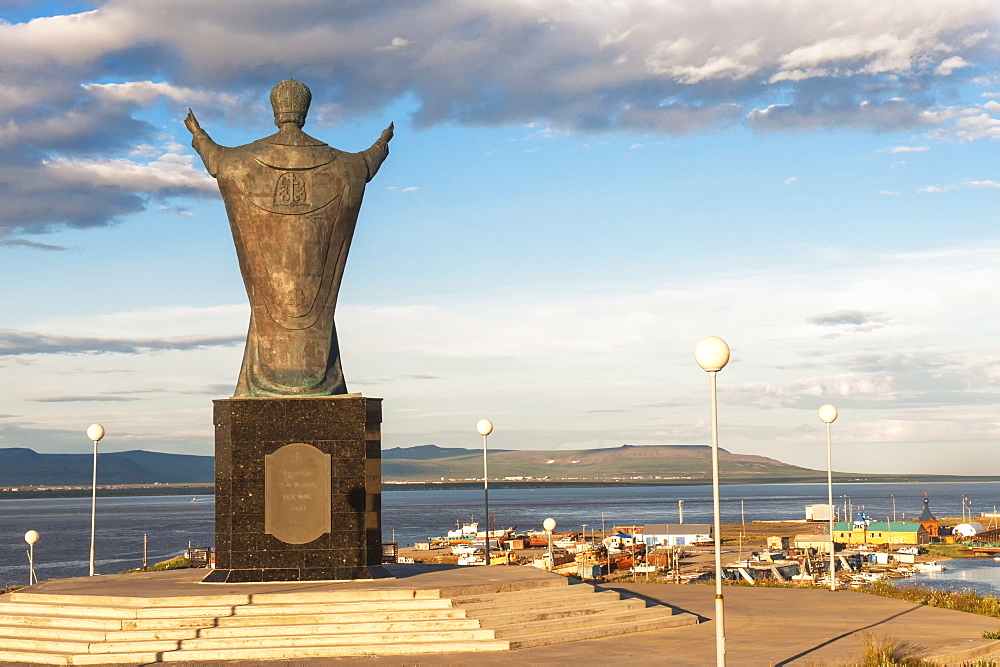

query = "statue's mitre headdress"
[271,79,312,126]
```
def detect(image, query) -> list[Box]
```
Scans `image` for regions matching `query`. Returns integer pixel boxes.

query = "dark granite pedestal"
[204,395,387,583]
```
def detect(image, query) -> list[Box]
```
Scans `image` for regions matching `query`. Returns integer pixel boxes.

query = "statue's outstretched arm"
[379,122,394,147]
[362,122,393,182]
[184,108,202,135]
[185,108,222,177]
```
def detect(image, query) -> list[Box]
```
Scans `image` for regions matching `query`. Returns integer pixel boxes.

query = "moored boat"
[428,521,479,544]
[913,560,946,572]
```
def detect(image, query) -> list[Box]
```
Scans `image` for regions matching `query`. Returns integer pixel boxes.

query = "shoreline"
[2,476,998,499]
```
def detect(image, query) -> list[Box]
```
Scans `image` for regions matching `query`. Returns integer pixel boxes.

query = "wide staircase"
[0,574,697,664]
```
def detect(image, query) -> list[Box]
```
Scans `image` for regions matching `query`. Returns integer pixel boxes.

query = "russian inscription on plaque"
[265,443,332,545]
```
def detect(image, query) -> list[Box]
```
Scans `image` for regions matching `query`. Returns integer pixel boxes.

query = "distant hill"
[0,448,213,486]
[381,443,823,482]
[2,445,990,489]
[382,444,511,460]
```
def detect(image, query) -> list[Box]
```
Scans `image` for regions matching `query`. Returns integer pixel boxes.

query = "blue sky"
[2,1,1000,475]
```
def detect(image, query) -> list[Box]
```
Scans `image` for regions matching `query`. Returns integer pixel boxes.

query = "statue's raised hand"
[184,108,201,135]
[380,122,394,144]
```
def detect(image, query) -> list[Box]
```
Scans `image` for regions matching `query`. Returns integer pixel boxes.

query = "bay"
[2,481,998,592]
[897,556,1000,597]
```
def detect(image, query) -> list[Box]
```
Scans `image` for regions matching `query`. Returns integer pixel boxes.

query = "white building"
[805,504,833,521]
[639,524,712,547]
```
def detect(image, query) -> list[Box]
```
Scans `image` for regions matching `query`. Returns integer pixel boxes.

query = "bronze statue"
[185,80,392,397]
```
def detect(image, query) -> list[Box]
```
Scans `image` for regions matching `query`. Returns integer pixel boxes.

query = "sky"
[2,1,1000,475]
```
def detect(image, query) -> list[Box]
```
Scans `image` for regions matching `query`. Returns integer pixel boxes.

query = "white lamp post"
[543,517,557,570]
[818,404,838,592]
[86,423,105,576]
[694,335,730,667]
[24,530,39,585]
[477,418,493,566]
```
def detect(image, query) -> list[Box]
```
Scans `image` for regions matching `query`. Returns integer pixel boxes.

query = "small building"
[793,533,835,554]
[833,521,928,546]
[917,495,940,538]
[805,504,833,521]
[602,532,637,551]
[639,523,712,547]
[767,536,791,550]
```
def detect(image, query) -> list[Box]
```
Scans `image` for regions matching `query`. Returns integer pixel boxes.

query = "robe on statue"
[191,126,388,397]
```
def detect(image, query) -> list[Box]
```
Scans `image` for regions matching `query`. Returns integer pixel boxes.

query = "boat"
[428,521,479,544]
[993,556,1000,562]
[477,527,516,542]
[457,553,484,566]
[913,561,946,572]
[428,521,515,545]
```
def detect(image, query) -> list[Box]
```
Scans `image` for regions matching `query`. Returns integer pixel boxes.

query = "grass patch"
[863,580,1000,618]
[856,631,926,665]
[120,555,189,574]
[925,543,976,558]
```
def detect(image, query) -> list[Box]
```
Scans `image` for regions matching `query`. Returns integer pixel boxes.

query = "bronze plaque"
[265,443,331,544]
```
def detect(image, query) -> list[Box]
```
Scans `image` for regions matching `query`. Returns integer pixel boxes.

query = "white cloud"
[43,153,215,194]
[918,179,1000,193]
[889,145,930,153]
[377,37,410,51]
[936,56,970,76]
[83,81,237,108]
[782,176,799,186]
[7,242,1000,472]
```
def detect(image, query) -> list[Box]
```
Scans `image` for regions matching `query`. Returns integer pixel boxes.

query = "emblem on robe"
[274,172,309,207]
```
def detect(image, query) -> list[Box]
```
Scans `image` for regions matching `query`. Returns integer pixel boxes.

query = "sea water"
[2,481,998,591]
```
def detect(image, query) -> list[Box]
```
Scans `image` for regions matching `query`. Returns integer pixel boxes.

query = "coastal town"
[393,496,1000,590]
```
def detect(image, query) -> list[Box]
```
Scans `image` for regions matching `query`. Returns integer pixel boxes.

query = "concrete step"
[0,613,125,630]
[475,598,652,627]
[0,606,468,635]
[0,596,455,623]
[0,640,512,666]
[9,587,442,607]
[458,588,628,616]
[8,591,249,607]
[184,618,484,640]
[0,602,139,619]
[491,606,680,638]
[435,576,570,599]
[0,624,189,643]
[123,607,469,630]
[2,617,486,644]
[250,587,444,603]
[0,648,82,665]
[448,581,597,606]
[508,611,699,649]
[1,627,501,655]
[213,597,456,616]
[172,628,499,651]
[152,640,511,662]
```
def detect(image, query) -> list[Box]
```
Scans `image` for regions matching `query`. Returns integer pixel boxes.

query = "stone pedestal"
[204,395,387,583]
